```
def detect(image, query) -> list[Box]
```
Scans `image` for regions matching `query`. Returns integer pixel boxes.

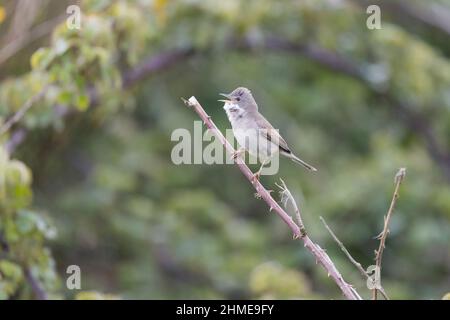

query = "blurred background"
[0,0,449,300]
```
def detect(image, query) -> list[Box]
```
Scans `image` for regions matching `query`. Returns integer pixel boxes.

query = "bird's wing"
[255,114,291,153]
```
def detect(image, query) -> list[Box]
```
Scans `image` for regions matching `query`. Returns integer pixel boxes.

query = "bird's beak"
[218,93,232,103]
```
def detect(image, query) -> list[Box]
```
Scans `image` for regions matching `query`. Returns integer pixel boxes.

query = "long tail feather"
[287,153,318,172]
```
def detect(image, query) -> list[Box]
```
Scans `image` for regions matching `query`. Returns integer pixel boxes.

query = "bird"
[219,86,317,180]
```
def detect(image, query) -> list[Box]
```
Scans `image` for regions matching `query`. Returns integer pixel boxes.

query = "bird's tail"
[288,153,318,172]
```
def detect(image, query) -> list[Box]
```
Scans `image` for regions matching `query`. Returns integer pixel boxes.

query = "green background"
[0,0,449,299]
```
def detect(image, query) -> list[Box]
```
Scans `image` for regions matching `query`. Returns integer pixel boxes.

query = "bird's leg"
[230,147,246,160]
[252,159,269,183]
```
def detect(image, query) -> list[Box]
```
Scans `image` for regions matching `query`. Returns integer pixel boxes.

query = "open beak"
[218,93,232,103]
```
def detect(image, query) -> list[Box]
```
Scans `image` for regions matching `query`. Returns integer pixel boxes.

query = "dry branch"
[276,178,306,237]
[183,96,362,300]
[320,216,389,300]
[373,167,406,299]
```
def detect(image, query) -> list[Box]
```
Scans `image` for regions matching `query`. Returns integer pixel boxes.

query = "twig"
[183,96,362,300]
[320,216,389,300]
[0,86,48,136]
[373,167,406,300]
[276,178,306,237]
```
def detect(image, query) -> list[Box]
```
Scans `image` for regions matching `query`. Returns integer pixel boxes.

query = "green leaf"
[0,261,23,279]
[57,91,73,105]
[30,48,55,70]
[75,94,90,111]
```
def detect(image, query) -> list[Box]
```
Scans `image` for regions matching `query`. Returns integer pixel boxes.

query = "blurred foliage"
[0,147,58,299]
[0,0,449,299]
[75,290,120,300]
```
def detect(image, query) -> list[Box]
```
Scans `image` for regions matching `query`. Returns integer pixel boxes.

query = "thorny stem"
[276,178,306,238]
[183,96,362,300]
[320,216,389,300]
[373,168,406,300]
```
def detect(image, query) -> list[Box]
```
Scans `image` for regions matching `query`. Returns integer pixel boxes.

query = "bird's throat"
[223,102,245,124]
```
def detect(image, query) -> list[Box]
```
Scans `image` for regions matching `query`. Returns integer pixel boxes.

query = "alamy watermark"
[171,121,280,175]
[66,5,81,30]
[66,265,81,290]
[366,265,382,290]
[366,5,382,30]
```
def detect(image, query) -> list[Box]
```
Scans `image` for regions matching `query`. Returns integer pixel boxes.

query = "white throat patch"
[223,102,245,123]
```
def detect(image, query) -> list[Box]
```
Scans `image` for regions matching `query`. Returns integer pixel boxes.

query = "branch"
[320,216,389,300]
[0,85,48,136]
[373,167,406,300]
[183,96,362,300]
[23,266,48,300]
[276,178,306,237]
[122,48,195,89]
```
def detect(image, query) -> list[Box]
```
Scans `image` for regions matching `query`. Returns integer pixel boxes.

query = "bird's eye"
[236,97,241,101]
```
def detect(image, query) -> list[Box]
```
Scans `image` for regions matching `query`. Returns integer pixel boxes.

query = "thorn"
[181,97,190,106]
[254,192,262,200]
[299,226,307,237]
[293,234,299,240]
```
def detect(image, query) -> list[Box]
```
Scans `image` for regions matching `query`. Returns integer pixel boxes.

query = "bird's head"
[219,87,257,111]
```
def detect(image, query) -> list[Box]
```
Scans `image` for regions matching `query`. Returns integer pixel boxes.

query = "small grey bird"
[219,87,317,179]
